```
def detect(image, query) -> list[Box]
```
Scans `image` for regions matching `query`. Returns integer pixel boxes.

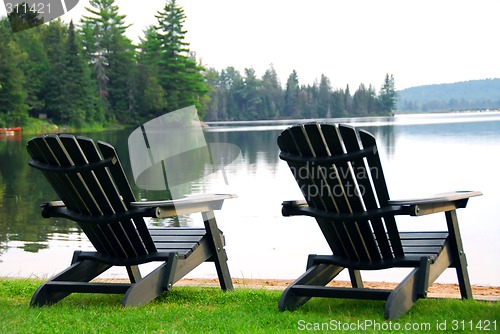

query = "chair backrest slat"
[278,126,350,258]
[315,124,373,261]
[27,136,111,254]
[27,134,158,258]
[358,130,404,257]
[338,126,384,260]
[97,140,157,253]
[59,135,146,258]
[278,123,404,262]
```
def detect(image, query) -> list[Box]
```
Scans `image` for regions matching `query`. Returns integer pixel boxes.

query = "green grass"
[21,118,125,135]
[1,279,498,333]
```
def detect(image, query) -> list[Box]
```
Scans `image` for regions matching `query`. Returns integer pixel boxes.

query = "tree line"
[0,0,397,128]
[397,79,500,112]
[203,68,397,121]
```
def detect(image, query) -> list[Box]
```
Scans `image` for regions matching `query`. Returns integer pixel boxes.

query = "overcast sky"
[2,0,499,90]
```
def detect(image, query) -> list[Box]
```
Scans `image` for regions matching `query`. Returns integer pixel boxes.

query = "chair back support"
[278,123,404,262]
[27,134,157,257]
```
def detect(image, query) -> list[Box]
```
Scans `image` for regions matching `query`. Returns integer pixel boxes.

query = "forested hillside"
[1,0,206,128]
[0,0,397,129]
[397,79,500,112]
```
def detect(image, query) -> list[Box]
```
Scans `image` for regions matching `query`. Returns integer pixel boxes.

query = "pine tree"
[0,18,29,126]
[136,26,167,120]
[317,74,332,118]
[331,89,347,117]
[81,0,136,122]
[222,67,244,120]
[284,70,300,118]
[63,21,103,126]
[155,0,208,113]
[201,68,221,121]
[40,20,69,123]
[344,84,353,115]
[240,68,261,120]
[379,73,398,114]
[261,65,283,119]
[12,26,49,117]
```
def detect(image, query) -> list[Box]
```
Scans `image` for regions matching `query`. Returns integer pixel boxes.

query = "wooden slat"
[154,242,199,249]
[318,124,367,261]
[28,135,110,254]
[97,140,157,254]
[403,247,443,254]
[399,232,448,240]
[75,137,148,257]
[44,135,99,214]
[319,124,358,212]
[359,130,404,257]
[149,227,206,236]
[308,124,372,261]
[278,127,343,256]
[27,138,83,214]
[27,134,157,258]
[401,239,446,247]
[338,125,384,261]
[60,135,136,258]
[310,124,362,260]
[279,125,348,258]
[301,124,342,213]
[152,235,204,242]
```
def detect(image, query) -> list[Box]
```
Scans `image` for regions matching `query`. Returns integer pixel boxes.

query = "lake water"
[1,112,499,286]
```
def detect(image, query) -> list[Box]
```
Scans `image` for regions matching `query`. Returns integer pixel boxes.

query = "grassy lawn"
[0,278,498,333]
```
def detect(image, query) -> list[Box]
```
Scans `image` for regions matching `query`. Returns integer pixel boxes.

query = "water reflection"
[0,136,79,255]
[1,113,499,285]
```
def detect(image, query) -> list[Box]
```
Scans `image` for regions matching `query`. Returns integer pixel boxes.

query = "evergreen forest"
[1,0,398,128]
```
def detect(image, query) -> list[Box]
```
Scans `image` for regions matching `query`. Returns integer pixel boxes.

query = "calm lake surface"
[1,112,499,286]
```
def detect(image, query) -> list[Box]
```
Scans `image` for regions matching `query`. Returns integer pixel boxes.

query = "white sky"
[2,0,499,90]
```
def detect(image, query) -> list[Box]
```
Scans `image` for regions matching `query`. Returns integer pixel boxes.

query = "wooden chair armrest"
[282,200,308,207]
[388,191,482,216]
[40,194,236,221]
[42,200,66,207]
[282,190,482,219]
[281,201,406,222]
[130,193,237,218]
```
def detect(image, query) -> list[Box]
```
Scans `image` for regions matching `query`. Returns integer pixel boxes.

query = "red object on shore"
[0,127,22,132]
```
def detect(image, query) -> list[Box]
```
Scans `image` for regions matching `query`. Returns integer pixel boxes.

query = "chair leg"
[417,257,431,298]
[121,253,178,307]
[202,210,233,291]
[384,267,420,320]
[445,210,473,299]
[31,259,111,306]
[126,265,142,283]
[349,269,363,288]
[385,243,452,319]
[279,263,344,311]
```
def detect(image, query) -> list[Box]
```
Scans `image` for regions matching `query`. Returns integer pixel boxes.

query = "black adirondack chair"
[277,123,481,319]
[27,134,234,307]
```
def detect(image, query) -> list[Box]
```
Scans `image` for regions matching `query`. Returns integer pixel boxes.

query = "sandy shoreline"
[175,278,500,301]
